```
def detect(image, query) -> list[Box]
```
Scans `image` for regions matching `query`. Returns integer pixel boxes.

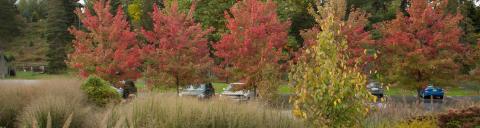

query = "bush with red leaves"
[437,106,480,128]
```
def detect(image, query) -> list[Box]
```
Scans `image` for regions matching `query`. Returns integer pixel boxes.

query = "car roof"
[230,83,245,85]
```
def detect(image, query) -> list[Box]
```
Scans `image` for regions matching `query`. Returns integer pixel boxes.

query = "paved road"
[0,79,42,86]
[387,95,480,103]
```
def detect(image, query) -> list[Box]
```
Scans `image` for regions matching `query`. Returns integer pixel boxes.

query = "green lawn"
[8,71,51,79]
[212,82,228,93]
[6,71,73,80]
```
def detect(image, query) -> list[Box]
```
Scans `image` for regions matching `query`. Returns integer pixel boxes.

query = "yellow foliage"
[289,0,375,127]
[127,0,143,24]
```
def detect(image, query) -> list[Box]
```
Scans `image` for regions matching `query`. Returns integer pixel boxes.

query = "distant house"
[0,52,8,78]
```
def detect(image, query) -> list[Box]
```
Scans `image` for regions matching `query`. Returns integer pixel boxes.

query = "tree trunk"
[176,75,180,95]
[416,70,424,97]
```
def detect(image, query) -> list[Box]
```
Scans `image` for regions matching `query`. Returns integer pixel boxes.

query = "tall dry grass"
[0,79,304,128]
[93,94,304,128]
[0,79,94,128]
[17,95,93,128]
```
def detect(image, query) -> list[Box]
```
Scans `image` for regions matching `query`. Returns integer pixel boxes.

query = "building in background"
[0,51,8,78]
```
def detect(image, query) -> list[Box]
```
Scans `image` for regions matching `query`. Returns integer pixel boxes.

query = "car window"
[199,84,206,90]
[225,85,233,91]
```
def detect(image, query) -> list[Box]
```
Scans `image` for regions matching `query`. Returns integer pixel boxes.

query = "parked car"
[179,83,215,98]
[220,83,254,101]
[367,82,384,98]
[419,85,444,99]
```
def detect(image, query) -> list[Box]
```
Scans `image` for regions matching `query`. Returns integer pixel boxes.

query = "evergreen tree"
[0,0,20,45]
[45,0,77,73]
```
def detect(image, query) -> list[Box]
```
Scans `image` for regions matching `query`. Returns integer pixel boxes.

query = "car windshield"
[367,82,380,88]
[225,83,245,91]
[184,84,206,91]
[225,85,233,91]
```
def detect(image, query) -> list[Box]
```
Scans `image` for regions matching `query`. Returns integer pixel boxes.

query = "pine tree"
[0,0,20,45]
[45,0,78,73]
[47,0,78,73]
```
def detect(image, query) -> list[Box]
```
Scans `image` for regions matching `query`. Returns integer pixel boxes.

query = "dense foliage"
[142,0,213,92]
[213,0,290,100]
[299,0,374,67]
[80,76,120,106]
[437,106,480,128]
[17,0,48,22]
[68,1,142,83]
[45,0,79,73]
[374,0,465,90]
[290,1,374,127]
[0,0,21,44]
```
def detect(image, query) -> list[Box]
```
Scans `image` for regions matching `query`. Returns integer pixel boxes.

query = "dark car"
[179,83,215,98]
[419,85,444,99]
[367,82,384,98]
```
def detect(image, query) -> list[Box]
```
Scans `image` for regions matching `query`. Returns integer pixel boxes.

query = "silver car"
[220,83,254,101]
[367,82,384,98]
[179,83,215,98]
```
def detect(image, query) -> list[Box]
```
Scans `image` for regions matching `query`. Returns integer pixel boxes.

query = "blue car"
[419,85,444,99]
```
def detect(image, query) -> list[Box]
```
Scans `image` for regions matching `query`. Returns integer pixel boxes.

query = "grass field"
[7,71,72,80]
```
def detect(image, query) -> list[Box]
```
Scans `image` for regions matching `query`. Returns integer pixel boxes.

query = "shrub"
[437,106,480,128]
[17,95,93,128]
[395,118,437,128]
[80,76,121,106]
[96,94,304,128]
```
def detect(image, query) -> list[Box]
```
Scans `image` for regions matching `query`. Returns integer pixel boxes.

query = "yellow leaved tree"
[289,0,374,127]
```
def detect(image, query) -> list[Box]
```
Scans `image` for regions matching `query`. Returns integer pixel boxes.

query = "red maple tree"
[68,1,141,83]
[213,0,290,95]
[142,1,213,93]
[299,9,374,67]
[374,0,464,89]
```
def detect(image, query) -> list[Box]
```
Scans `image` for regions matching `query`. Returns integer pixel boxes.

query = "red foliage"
[375,0,464,87]
[299,10,374,66]
[68,1,141,83]
[213,0,290,85]
[141,1,213,87]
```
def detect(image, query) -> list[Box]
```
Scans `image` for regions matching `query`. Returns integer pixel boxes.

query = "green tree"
[346,0,407,30]
[0,0,20,44]
[17,0,48,22]
[45,0,78,73]
[456,0,480,44]
[290,1,374,127]
[127,0,162,30]
[274,0,316,49]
